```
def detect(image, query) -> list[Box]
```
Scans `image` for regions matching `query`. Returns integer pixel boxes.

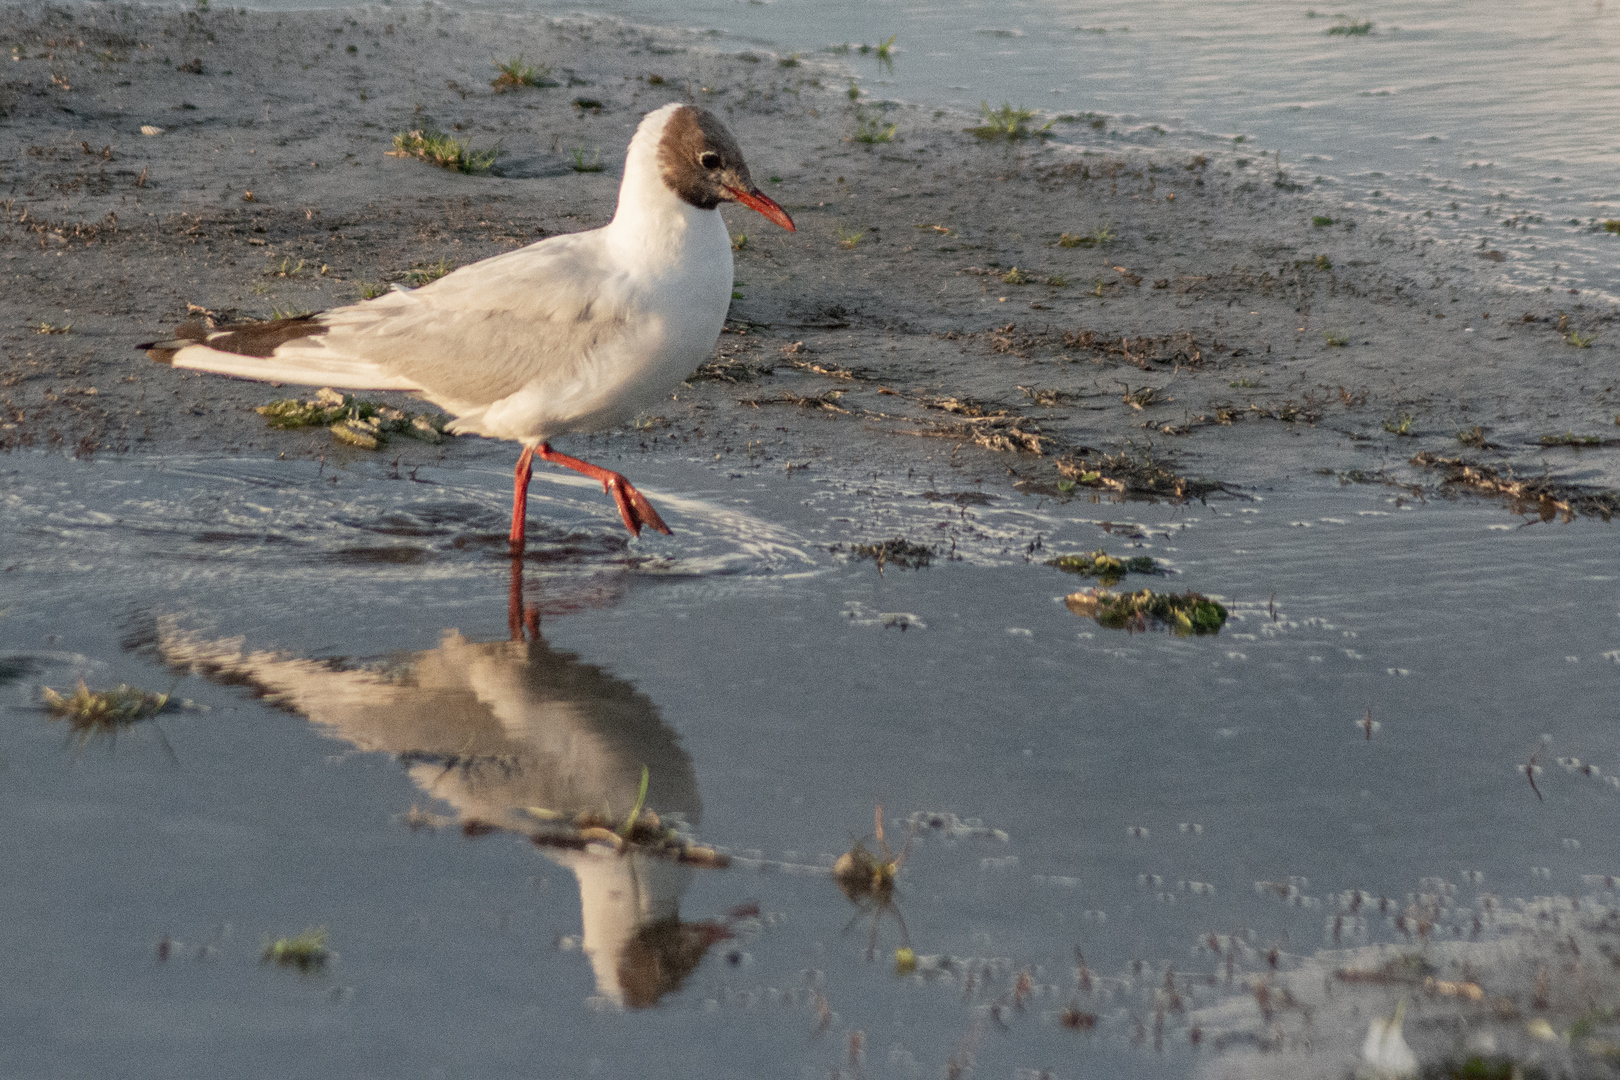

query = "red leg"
[536,442,672,537]
[510,445,536,552]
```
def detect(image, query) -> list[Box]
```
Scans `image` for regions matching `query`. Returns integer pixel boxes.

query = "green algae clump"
[1046,549,1161,585]
[262,927,331,972]
[1066,588,1226,636]
[257,387,448,450]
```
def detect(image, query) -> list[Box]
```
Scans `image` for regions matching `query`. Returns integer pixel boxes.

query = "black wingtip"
[137,318,211,363]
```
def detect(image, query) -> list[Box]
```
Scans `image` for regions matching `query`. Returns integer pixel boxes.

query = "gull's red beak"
[726,186,796,232]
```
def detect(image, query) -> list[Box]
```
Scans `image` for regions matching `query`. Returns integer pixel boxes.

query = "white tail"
[170,343,422,391]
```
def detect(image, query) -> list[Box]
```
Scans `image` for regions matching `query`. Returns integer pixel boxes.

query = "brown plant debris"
[966,418,1048,455]
[1055,449,1221,499]
[1060,1004,1098,1030]
[686,359,773,383]
[781,357,874,381]
[1120,384,1170,409]
[1410,451,1618,522]
[43,679,172,742]
[974,323,1205,369]
[1018,386,1080,406]
[925,395,1000,417]
[738,390,851,413]
[527,806,730,868]
[910,395,1049,452]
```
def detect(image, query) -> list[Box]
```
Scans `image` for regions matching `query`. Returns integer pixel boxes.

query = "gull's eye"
[699,151,722,170]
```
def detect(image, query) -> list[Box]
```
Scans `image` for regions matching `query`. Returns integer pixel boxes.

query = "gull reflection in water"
[156,578,729,1008]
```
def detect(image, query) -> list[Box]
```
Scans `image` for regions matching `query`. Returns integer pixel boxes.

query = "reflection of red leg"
[510,445,536,552]
[507,555,524,640]
[537,442,672,537]
[508,555,541,642]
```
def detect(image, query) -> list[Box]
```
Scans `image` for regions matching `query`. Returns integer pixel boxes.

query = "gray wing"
[288,231,651,414]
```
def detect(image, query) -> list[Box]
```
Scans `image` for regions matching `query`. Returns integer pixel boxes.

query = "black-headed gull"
[141,103,795,546]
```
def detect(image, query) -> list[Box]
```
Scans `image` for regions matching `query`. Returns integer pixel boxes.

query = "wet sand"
[3,1,1617,510]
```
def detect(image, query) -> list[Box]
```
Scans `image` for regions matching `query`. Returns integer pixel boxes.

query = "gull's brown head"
[656,105,795,231]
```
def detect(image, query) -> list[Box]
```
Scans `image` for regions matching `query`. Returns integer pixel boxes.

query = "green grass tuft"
[617,766,650,837]
[874,34,896,71]
[570,147,605,173]
[851,109,898,144]
[403,258,455,287]
[967,101,1054,141]
[1058,224,1114,248]
[491,55,557,92]
[388,128,498,174]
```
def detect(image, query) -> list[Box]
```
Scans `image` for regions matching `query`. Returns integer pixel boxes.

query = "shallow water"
[3,447,1618,1077]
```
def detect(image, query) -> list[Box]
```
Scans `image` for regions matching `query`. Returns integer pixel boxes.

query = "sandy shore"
[2,1,1617,513]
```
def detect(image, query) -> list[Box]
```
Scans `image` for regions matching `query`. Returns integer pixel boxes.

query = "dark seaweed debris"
[1410,452,1619,522]
[832,537,936,571]
[1065,588,1227,635]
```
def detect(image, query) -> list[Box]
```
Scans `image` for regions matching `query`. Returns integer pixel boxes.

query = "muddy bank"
[2,1,1618,510]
